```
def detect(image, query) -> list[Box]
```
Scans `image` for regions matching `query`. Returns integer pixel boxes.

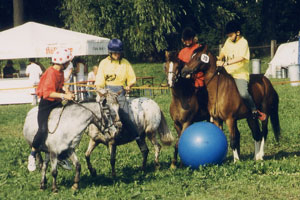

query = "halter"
[167,61,183,87]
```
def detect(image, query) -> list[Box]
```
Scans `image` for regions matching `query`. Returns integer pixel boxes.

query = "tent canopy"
[0,22,109,60]
[265,41,299,78]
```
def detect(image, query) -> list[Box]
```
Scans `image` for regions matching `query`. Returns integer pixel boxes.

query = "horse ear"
[97,88,107,96]
[203,44,208,52]
[165,51,170,60]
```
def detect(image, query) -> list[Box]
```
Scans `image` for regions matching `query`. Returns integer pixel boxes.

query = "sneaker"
[252,110,267,121]
[58,159,72,170]
[28,154,36,172]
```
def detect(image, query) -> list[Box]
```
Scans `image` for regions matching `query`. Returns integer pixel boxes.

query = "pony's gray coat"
[86,97,174,176]
[23,93,120,192]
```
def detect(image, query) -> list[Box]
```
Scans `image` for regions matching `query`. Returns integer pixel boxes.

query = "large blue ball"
[178,122,228,169]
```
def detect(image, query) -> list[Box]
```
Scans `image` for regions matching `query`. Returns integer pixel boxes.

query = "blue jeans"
[234,79,257,112]
[105,85,139,139]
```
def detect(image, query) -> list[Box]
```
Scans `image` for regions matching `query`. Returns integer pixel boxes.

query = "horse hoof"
[52,188,58,193]
[90,168,97,177]
[155,164,161,170]
[170,163,177,170]
[40,185,46,190]
[72,184,79,190]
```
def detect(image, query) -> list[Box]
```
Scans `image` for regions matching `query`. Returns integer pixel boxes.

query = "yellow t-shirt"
[221,37,250,81]
[95,56,136,88]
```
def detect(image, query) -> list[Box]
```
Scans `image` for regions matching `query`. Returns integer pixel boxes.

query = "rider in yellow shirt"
[95,39,140,140]
[217,20,266,121]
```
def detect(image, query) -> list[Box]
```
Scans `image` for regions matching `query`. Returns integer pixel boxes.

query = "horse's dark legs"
[85,138,99,177]
[246,117,264,160]
[171,122,183,169]
[213,119,223,130]
[36,152,44,170]
[50,152,58,193]
[40,153,50,190]
[225,118,240,162]
[136,134,149,172]
[108,142,117,177]
[69,152,81,190]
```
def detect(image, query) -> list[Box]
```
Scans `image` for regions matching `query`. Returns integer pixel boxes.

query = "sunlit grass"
[0,62,300,199]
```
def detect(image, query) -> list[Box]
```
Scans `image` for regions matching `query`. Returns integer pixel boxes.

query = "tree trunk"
[13,0,23,27]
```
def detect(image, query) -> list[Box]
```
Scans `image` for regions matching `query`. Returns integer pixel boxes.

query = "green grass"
[1,61,300,200]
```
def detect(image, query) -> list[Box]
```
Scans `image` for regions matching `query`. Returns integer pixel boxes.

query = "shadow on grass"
[77,161,173,189]
[236,150,300,161]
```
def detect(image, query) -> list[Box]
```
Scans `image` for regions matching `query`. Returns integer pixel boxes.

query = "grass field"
[1,61,300,199]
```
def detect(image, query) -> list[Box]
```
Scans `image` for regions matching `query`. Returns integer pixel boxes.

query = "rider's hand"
[216,60,225,67]
[64,93,74,100]
[125,86,131,92]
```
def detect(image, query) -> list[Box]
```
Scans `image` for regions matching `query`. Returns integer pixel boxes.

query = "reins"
[48,103,67,134]
[48,100,114,135]
[204,66,222,116]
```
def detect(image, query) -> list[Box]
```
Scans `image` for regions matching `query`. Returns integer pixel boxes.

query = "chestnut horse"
[164,51,209,168]
[181,45,280,162]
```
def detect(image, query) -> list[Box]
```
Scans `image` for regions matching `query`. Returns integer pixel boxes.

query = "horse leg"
[136,134,149,172]
[69,152,81,190]
[50,152,58,193]
[246,117,264,160]
[108,142,117,177]
[85,138,99,177]
[146,131,161,169]
[225,118,240,163]
[171,122,182,169]
[36,152,44,170]
[213,119,223,130]
[254,118,268,161]
[40,153,50,190]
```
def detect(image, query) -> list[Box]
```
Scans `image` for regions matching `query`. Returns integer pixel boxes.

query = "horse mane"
[192,44,206,54]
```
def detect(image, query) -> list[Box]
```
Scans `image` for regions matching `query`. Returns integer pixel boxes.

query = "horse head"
[96,89,122,138]
[164,51,184,87]
[181,45,213,78]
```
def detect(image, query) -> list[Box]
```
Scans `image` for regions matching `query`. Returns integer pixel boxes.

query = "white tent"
[0,22,110,105]
[265,41,299,78]
[0,21,109,59]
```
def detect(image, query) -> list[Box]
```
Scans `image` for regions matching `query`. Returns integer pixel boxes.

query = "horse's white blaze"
[254,138,265,161]
[167,62,174,87]
[233,149,239,163]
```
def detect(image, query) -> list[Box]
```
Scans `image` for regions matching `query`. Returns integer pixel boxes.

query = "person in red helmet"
[178,27,205,88]
[27,48,75,172]
[217,20,266,121]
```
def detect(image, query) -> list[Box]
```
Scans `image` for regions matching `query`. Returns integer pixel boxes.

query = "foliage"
[1,59,300,199]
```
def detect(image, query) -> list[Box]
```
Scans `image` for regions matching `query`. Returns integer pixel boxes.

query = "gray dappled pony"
[23,89,122,192]
[86,97,174,177]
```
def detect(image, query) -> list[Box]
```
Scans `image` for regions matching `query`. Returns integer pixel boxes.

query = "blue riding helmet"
[108,39,123,53]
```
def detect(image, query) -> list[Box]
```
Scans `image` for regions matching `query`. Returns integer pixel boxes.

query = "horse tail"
[157,110,174,145]
[269,88,281,143]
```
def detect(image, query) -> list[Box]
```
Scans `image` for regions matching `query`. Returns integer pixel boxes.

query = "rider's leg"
[28,99,60,171]
[234,79,266,121]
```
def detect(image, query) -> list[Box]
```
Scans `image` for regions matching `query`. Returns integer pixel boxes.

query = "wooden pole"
[271,40,277,59]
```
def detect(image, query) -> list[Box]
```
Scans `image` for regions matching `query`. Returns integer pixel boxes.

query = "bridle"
[48,99,121,135]
[166,60,184,87]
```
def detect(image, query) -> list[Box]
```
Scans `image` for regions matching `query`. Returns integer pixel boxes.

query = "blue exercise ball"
[178,122,228,169]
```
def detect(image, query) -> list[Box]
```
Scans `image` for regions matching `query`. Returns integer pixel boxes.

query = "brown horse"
[181,45,280,162]
[164,51,209,168]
